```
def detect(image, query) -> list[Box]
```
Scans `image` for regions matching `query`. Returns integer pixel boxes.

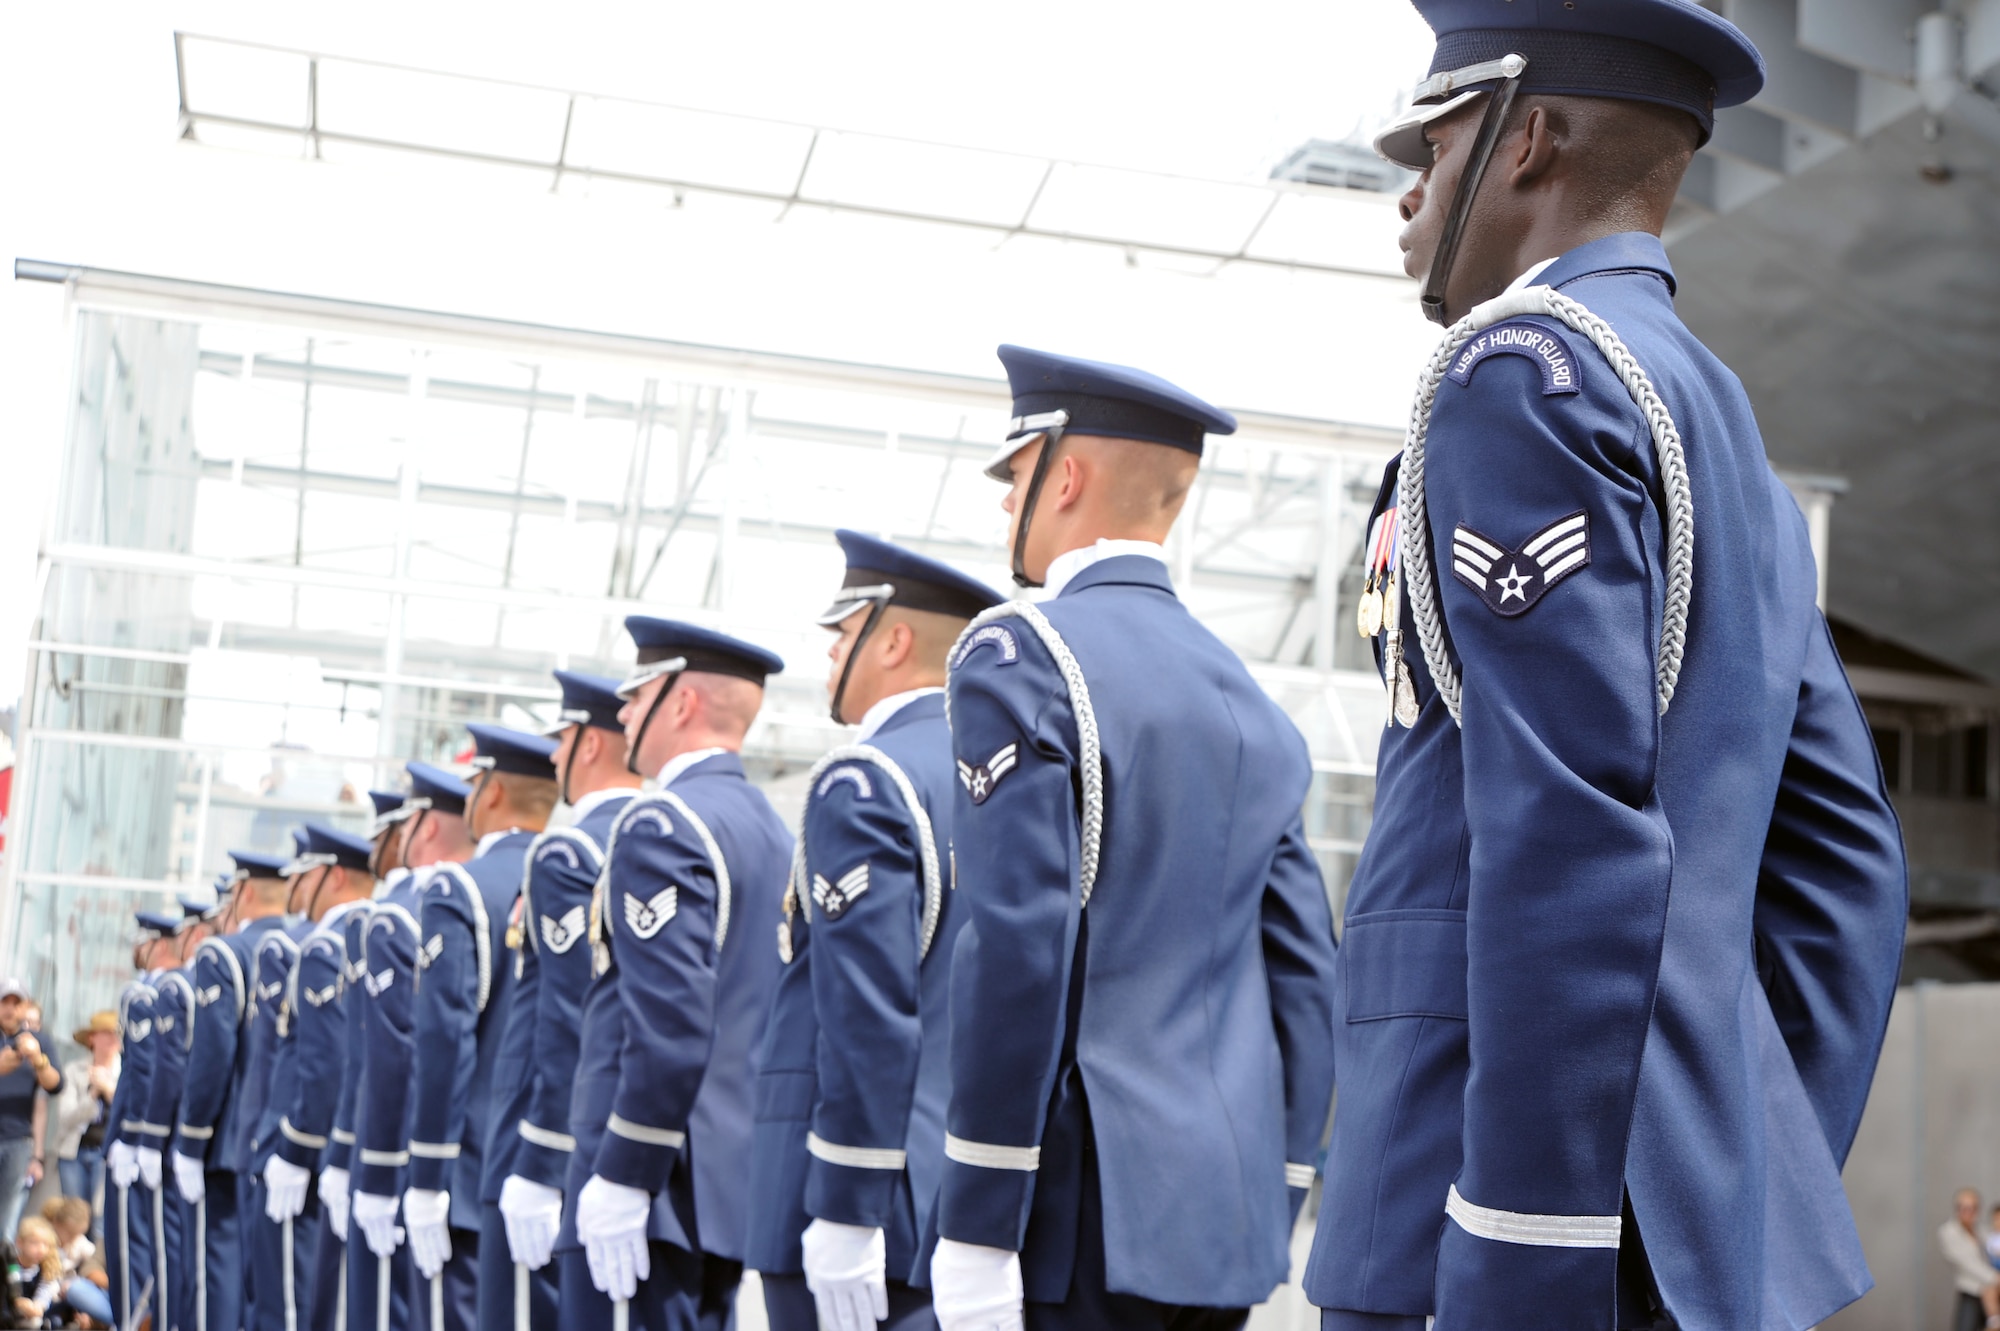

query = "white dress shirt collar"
[657,746,730,789]
[1042,539,1168,599]
[855,687,945,742]
[1505,256,1559,294]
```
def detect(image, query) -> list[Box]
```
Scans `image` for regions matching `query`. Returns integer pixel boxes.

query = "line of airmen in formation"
[95,341,1339,1331]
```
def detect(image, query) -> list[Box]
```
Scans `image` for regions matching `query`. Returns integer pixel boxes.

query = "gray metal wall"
[1827,983,2000,1331]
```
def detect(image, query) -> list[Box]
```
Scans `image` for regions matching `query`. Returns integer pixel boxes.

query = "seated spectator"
[11,1216,65,1327]
[42,1198,105,1296]
[1941,1188,2000,1331]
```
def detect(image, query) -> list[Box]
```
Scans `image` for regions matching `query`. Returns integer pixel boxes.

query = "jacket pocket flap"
[1344,909,1468,1022]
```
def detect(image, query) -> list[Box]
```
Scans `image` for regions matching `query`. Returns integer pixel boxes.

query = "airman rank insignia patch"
[818,765,873,801]
[365,969,393,996]
[417,935,443,970]
[957,743,1019,804]
[196,984,223,1007]
[259,979,285,1001]
[812,865,870,920]
[1445,318,1580,396]
[304,983,337,1007]
[540,906,585,954]
[623,887,677,940]
[1451,511,1590,616]
[129,1020,151,1043]
[953,623,1020,670]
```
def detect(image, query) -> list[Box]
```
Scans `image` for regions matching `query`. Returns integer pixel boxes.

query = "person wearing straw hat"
[1303,4,1907,1329]
[55,1010,121,1239]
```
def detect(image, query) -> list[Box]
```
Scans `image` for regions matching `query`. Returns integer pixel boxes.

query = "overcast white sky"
[0,1,1440,706]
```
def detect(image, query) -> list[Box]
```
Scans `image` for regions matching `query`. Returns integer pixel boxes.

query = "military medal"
[1357,510,1391,638]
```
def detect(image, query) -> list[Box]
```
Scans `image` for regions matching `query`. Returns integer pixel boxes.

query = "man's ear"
[880,619,915,672]
[1509,104,1560,188]
[1050,452,1086,513]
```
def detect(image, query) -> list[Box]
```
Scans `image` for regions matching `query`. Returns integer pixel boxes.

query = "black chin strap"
[559,728,582,806]
[828,598,892,725]
[1010,426,1067,588]
[626,675,680,777]
[1421,66,1527,327]
[302,866,333,920]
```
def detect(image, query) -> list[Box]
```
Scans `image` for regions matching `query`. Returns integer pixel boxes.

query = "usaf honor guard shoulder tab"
[817,764,874,801]
[1452,511,1591,616]
[953,622,1020,670]
[1445,318,1580,396]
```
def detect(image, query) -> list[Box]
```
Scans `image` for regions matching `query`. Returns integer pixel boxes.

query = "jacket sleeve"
[1261,812,1338,1216]
[146,978,195,1149]
[176,942,245,1162]
[275,935,346,1171]
[936,628,1080,1252]
[353,906,420,1198]
[512,833,603,1189]
[589,798,721,1194]
[409,878,482,1193]
[804,765,926,1230]
[1752,612,1907,1165]
[326,915,369,1171]
[112,992,154,1147]
[1425,338,1672,1326]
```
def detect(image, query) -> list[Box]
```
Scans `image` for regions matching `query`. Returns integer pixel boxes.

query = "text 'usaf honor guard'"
[747,531,1002,1331]
[930,348,1339,1330]
[1304,4,1908,1329]
[561,621,791,1331]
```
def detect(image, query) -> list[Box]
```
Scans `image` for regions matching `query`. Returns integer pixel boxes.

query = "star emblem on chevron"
[623,886,678,940]
[811,864,871,920]
[1451,511,1591,616]
[956,742,1018,804]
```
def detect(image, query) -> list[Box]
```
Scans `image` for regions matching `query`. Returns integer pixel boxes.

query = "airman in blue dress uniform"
[747,531,1002,1331]
[108,907,185,1331]
[404,725,558,1331]
[353,763,477,1331]
[301,792,411,1331]
[495,671,644,1329]
[142,890,221,1331]
[1302,5,1907,1328]
[928,347,1340,1330]
[176,849,292,1331]
[559,620,791,1331]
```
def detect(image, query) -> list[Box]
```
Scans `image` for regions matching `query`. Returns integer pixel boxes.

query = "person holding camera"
[0,983,62,1239]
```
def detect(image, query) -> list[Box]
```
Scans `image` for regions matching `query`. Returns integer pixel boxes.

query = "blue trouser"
[59,1145,107,1239]
[557,1243,739,1331]
[761,1273,935,1331]
[248,1172,322,1331]
[0,1136,35,1238]
[349,1214,416,1331]
[152,1177,188,1331]
[65,1272,117,1324]
[108,1179,154,1330]
[478,1201,556,1331]
[307,1219,348,1331]
[174,1170,246,1331]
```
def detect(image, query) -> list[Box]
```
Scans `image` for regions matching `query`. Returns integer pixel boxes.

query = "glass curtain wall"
[6,284,1399,1038]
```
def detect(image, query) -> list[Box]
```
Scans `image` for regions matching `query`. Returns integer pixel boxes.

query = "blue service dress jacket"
[144,965,197,1155]
[230,919,300,1175]
[274,902,368,1173]
[250,918,319,1176]
[114,978,162,1148]
[353,872,429,1203]
[326,898,378,1175]
[408,831,536,1229]
[180,917,288,1174]
[496,790,635,1194]
[1301,233,1907,1331]
[746,692,968,1285]
[559,751,791,1260]
[937,557,1340,1309]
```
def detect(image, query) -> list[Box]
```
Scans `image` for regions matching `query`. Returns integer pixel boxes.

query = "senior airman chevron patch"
[1451,511,1590,617]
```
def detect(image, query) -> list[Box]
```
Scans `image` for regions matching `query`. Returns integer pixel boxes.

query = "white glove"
[319,1167,350,1241]
[172,1151,206,1205]
[802,1219,888,1331]
[403,1188,453,1279]
[136,1146,163,1192]
[499,1175,563,1271]
[574,1175,651,1302]
[930,1238,1025,1331]
[351,1190,405,1260]
[264,1157,311,1222]
[108,1142,139,1189]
